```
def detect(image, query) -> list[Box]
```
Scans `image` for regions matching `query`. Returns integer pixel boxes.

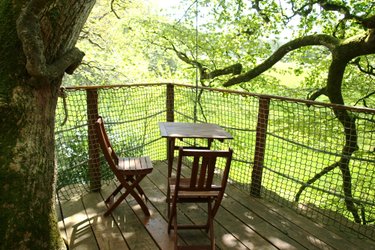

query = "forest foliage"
[64,0,375,108]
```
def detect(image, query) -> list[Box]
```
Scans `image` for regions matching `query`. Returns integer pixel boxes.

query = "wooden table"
[158,122,233,178]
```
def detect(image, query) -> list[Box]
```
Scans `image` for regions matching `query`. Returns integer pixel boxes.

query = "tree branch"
[318,0,354,19]
[354,90,375,107]
[202,63,242,80]
[223,34,340,87]
[362,15,375,29]
[307,87,327,101]
[111,0,121,19]
[168,43,242,81]
[317,0,375,29]
[16,0,85,83]
[318,1,375,29]
[288,1,375,30]
[350,57,375,76]
[295,162,339,202]
[252,0,271,23]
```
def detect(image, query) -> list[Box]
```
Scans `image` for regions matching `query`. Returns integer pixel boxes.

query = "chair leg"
[124,175,150,216]
[104,175,150,216]
[104,184,123,204]
[168,198,177,233]
[209,216,215,250]
[208,200,215,250]
[173,210,178,250]
[167,202,176,233]
[205,198,213,233]
[127,175,148,201]
[167,185,170,217]
[104,190,127,216]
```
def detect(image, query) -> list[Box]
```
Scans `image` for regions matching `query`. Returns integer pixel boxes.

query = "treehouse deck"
[57,160,375,250]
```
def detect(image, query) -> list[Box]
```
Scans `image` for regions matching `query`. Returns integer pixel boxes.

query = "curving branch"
[354,91,375,107]
[169,44,243,81]
[201,63,242,80]
[318,1,375,29]
[223,34,339,87]
[80,29,106,49]
[350,57,375,76]
[252,0,271,23]
[286,1,375,31]
[110,0,121,19]
[16,0,85,84]
[171,44,204,70]
[318,0,355,20]
[295,162,339,202]
[307,87,327,101]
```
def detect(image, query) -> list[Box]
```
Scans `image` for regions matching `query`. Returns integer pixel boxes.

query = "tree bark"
[0,0,95,248]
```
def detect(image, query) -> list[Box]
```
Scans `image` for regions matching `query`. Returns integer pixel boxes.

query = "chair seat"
[169,177,221,199]
[118,156,153,175]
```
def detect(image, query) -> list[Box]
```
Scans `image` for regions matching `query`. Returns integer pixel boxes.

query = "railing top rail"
[61,82,168,90]
[61,83,375,114]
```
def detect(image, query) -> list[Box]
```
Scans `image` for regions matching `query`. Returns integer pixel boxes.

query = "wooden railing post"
[166,83,174,122]
[250,97,270,197]
[87,89,101,191]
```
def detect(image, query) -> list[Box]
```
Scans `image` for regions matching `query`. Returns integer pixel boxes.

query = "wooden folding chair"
[168,147,233,249]
[95,116,153,217]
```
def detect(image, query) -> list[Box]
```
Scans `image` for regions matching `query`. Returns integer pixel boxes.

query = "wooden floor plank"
[127,194,176,250]
[225,183,371,250]
[81,192,130,250]
[223,186,328,250]
[57,160,375,250]
[59,197,99,250]
[255,197,375,250]
[100,182,159,250]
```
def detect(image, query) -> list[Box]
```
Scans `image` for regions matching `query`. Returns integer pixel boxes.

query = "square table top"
[159,122,233,140]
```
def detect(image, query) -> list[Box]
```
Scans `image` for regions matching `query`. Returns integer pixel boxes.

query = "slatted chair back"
[95,116,119,174]
[168,147,233,249]
[174,147,233,214]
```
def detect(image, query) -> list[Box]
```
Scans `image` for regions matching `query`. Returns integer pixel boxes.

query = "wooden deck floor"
[57,161,375,250]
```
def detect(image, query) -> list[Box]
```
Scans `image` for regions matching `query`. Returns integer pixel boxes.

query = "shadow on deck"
[57,161,374,250]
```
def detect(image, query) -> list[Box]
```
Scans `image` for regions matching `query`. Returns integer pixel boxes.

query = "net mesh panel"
[173,86,258,191]
[56,89,90,198]
[55,83,375,238]
[55,84,167,199]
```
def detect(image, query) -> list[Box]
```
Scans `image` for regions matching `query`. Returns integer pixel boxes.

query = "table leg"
[207,138,213,149]
[166,137,175,216]
[167,137,175,178]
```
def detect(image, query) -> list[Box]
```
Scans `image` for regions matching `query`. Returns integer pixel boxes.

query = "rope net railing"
[55,84,167,198]
[55,83,375,238]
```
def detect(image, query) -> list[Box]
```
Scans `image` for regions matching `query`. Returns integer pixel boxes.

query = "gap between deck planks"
[58,160,375,250]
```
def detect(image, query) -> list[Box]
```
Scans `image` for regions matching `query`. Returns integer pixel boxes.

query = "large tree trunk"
[0,0,95,249]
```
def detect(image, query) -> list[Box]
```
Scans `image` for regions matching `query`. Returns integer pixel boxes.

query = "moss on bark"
[0,0,94,249]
